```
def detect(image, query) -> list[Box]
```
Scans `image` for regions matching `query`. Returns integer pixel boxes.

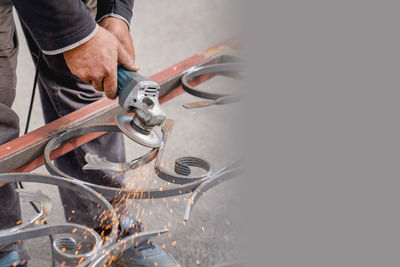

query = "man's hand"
[99,17,136,60]
[63,26,139,99]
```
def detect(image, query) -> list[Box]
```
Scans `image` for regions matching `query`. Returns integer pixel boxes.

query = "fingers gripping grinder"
[116,66,166,148]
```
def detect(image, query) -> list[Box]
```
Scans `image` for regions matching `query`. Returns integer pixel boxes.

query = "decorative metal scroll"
[0,62,243,266]
[44,121,241,217]
[0,173,167,266]
[39,120,240,265]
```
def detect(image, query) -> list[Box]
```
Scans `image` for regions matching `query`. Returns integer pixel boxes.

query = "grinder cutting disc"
[116,114,161,148]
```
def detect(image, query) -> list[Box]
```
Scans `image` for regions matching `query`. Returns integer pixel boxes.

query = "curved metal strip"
[83,147,158,172]
[0,174,172,266]
[90,178,207,200]
[0,223,101,266]
[83,153,127,172]
[181,62,243,100]
[5,189,53,232]
[174,157,211,176]
[154,119,212,185]
[44,124,208,200]
[0,173,118,260]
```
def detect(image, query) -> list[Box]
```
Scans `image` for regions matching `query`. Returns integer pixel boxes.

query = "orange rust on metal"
[0,97,116,159]
[158,86,185,104]
[11,132,105,173]
[0,38,238,173]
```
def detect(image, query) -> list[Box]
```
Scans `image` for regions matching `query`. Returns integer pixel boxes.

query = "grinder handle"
[117,65,149,96]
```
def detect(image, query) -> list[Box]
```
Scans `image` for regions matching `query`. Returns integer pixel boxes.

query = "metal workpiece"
[48,123,156,173]
[0,173,168,266]
[174,157,211,176]
[181,62,243,109]
[44,123,208,200]
[0,44,239,173]
[0,42,242,265]
[83,146,158,172]
[1,223,102,266]
[45,120,242,220]
[10,189,52,232]
[83,153,129,172]
[0,173,117,266]
[50,225,102,266]
[154,119,212,185]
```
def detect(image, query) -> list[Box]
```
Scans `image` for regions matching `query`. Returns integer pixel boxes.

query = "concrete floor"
[11,1,242,266]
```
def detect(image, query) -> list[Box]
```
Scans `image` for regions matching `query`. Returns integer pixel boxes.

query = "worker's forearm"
[11,0,97,55]
[96,0,135,27]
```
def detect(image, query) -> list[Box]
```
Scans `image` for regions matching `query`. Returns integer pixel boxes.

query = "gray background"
[11,0,243,266]
[245,0,400,266]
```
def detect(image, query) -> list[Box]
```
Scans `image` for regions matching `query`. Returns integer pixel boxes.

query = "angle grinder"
[116,65,166,148]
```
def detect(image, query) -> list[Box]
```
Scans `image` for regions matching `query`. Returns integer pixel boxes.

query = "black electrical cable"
[24,51,42,135]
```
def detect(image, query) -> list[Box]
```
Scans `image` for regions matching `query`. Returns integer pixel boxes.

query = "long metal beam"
[0,39,238,173]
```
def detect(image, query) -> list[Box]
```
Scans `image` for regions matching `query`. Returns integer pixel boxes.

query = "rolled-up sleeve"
[96,0,135,27]
[11,0,97,55]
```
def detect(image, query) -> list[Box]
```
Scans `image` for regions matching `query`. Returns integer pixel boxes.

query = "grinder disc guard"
[116,114,161,148]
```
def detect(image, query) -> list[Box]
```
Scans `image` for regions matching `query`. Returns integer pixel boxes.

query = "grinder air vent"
[144,86,158,97]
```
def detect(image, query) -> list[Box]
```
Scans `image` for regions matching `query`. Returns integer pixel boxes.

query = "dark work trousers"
[0,0,29,262]
[0,0,128,262]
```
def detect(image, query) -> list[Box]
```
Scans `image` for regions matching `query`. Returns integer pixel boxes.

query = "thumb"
[118,42,139,71]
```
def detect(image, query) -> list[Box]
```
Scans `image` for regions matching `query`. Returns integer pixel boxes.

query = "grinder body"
[116,66,166,147]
